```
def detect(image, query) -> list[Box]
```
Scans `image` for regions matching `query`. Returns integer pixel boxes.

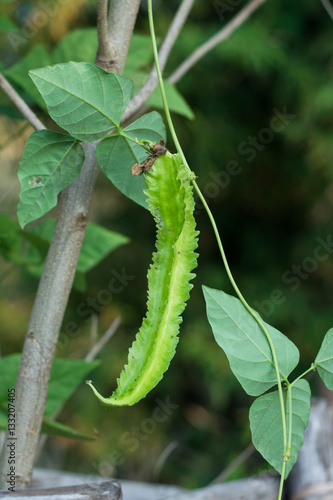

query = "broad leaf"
[124,34,155,73]
[203,286,299,396]
[29,62,132,141]
[97,111,166,208]
[52,28,98,64]
[79,222,129,272]
[41,418,94,441]
[0,410,7,430]
[17,130,85,228]
[0,354,20,405]
[0,354,99,417]
[25,218,129,272]
[0,215,22,263]
[315,328,333,389]
[0,15,19,33]
[4,45,52,109]
[249,379,311,477]
[45,358,100,416]
[148,80,195,120]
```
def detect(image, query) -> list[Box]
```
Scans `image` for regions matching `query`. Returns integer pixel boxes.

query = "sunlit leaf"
[79,223,129,272]
[148,80,195,120]
[17,130,85,228]
[203,286,300,396]
[45,358,100,416]
[21,219,128,291]
[97,111,166,208]
[315,328,333,390]
[52,28,98,64]
[29,62,132,141]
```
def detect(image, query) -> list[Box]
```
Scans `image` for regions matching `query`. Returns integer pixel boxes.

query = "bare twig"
[0,73,45,131]
[210,444,255,484]
[320,0,333,20]
[95,0,116,71]
[85,316,121,362]
[152,441,179,482]
[90,314,99,349]
[169,0,268,84]
[122,0,195,122]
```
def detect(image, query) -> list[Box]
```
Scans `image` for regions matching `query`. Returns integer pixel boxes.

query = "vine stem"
[287,385,292,460]
[147,1,288,496]
[291,363,316,388]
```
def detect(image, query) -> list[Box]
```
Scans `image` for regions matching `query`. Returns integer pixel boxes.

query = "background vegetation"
[0,0,332,488]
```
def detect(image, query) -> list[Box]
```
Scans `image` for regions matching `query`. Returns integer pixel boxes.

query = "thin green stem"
[120,131,152,151]
[100,130,152,152]
[290,363,316,387]
[147,1,189,171]
[287,385,292,461]
[148,0,288,487]
[278,461,286,500]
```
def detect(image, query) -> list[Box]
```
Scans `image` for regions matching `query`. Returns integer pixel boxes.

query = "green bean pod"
[86,152,199,406]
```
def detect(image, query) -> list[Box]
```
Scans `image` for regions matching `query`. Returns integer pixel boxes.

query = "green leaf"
[0,354,99,417]
[97,111,166,208]
[29,62,133,142]
[4,45,52,109]
[52,28,98,64]
[45,358,100,417]
[0,354,20,406]
[0,103,24,120]
[147,80,195,120]
[79,222,129,272]
[24,218,129,271]
[0,410,7,431]
[0,15,19,32]
[0,215,22,263]
[203,286,300,396]
[315,328,333,389]
[41,418,94,441]
[249,379,311,477]
[124,34,155,73]
[17,130,85,228]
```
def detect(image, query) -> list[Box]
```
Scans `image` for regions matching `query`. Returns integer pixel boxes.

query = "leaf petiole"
[290,363,316,388]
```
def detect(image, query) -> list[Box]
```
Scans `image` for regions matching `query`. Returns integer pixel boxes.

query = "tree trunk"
[0,0,141,489]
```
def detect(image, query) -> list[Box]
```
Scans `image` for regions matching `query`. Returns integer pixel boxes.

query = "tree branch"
[107,0,141,75]
[320,0,333,21]
[169,0,268,85]
[85,316,121,362]
[0,73,45,131]
[0,0,141,489]
[95,0,116,71]
[122,0,195,122]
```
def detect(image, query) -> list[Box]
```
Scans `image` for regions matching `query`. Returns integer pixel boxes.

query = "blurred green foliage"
[0,0,333,489]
